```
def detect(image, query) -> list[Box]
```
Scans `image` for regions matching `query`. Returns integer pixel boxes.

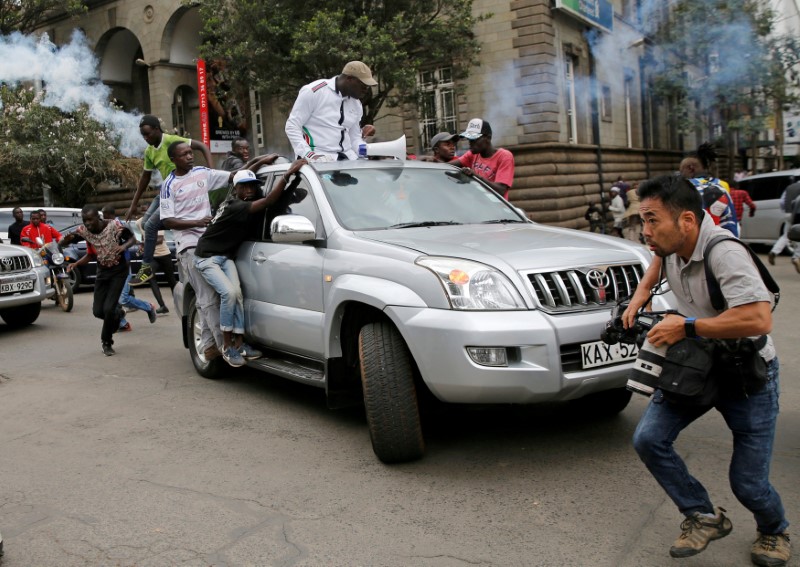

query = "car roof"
[740,169,800,181]
[255,159,457,176]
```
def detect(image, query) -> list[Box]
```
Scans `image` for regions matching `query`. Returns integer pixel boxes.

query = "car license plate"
[580,340,639,369]
[0,280,34,294]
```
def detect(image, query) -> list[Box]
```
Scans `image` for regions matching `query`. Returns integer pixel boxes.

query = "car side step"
[246,357,325,386]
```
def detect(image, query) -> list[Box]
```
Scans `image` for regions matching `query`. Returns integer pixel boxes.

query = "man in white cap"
[608,185,626,237]
[285,61,377,161]
[193,158,306,367]
[451,118,515,199]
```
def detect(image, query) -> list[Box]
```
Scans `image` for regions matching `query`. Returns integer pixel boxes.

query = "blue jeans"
[141,196,162,265]
[194,255,244,334]
[633,357,788,534]
[119,275,153,313]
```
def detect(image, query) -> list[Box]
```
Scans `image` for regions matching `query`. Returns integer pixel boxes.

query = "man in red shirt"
[451,118,515,199]
[19,211,62,248]
[730,187,756,222]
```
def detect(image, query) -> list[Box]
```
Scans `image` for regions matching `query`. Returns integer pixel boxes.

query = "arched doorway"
[172,85,199,138]
[95,28,148,113]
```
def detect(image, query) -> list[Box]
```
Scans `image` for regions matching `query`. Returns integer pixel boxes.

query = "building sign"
[197,59,249,153]
[196,59,210,147]
[555,0,613,33]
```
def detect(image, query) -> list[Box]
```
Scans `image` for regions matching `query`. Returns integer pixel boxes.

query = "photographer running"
[622,175,790,567]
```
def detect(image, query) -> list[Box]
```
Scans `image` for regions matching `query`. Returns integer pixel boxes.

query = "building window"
[418,67,458,151]
[601,84,613,122]
[624,77,633,147]
[564,56,579,144]
[250,90,263,148]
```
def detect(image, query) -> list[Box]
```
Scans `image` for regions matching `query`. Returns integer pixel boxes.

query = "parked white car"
[738,169,800,251]
[0,243,53,327]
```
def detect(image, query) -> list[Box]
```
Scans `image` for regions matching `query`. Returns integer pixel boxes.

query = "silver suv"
[174,161,663,462]
[0,243,52,327]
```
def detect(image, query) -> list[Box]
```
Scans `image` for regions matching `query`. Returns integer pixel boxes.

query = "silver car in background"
[175,160,665,463]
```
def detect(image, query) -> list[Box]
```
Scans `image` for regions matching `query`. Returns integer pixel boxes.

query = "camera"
[601,300,670,397]
[600,300,663,348]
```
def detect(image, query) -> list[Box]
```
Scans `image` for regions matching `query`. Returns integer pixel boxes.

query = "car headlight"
[416,257,526,310]
[28,251,43,267]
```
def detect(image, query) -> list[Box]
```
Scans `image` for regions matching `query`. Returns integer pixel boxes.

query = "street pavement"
[0,254,798,567]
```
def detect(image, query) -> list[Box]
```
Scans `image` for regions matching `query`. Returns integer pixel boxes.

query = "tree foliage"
[0,0,86,35]
[0,85,140,206]
[645,0,800,151]
[196,0,488,124]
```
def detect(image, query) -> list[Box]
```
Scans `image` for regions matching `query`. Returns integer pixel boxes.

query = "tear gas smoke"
[0,30,146,157]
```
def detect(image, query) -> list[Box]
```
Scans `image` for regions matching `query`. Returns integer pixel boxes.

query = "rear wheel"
[187,295,227,379]
[358,321,425,463]
[55,279,74,312]
[67,266,82,289]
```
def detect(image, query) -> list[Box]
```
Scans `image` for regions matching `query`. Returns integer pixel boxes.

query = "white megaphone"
[364,135,407,160]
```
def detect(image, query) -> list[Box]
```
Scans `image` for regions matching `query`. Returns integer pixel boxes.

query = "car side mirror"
[35,236,44,246]
[788,223,800,242]
[270,215,316,243]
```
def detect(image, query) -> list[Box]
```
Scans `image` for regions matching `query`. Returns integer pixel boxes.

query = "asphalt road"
[1,254,798,567]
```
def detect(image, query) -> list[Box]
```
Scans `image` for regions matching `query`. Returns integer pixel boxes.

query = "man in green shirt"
[126,114,213,286]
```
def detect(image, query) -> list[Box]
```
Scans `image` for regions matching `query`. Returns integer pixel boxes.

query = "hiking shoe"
[768,251,776,265]
[119,321,132,332]
[792,257,800,274]
[156,306,169,315]
[129,263,153,286]
[102,343,116,356]
[239,343,262,360]
[223,346,245,367]
[204,345,222,361]
[669,507,732,558]
[752,532,791,567]
[147,303,157,324]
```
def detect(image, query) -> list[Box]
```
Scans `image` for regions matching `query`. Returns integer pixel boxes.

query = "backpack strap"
[703,235,780,311]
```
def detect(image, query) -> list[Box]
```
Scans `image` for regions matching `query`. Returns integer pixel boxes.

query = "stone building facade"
[32,0,699,227]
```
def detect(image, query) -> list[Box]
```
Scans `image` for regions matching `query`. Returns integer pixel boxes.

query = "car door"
[237,173,326,359]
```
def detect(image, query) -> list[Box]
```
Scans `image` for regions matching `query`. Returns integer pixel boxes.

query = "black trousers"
[93,263,128,345]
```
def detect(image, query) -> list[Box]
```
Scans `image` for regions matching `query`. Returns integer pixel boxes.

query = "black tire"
[187,294,227,379]
[358,321,425,463]
[572,387,632,418]
[0,302,42,328]
[67,266,82,289]
[55,279,74,312]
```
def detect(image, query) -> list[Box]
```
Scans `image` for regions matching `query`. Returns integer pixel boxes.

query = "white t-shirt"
[160,166,231,253]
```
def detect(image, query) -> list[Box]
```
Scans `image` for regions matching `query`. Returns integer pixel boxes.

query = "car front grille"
[526,263,644,312]
[0,254,32,274]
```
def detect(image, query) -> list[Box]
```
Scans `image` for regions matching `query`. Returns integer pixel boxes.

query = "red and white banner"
[196,59,210,147]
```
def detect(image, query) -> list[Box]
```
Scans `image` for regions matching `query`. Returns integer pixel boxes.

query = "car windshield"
[317,166,526,230]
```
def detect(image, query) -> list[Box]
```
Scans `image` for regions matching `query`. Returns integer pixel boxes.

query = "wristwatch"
[684,317,698,338]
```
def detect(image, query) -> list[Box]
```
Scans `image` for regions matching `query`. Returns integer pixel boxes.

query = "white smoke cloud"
[0,30,146,157]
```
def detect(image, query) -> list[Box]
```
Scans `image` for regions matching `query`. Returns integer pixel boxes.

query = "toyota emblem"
[585,268,610,303]
[1,257,12,271]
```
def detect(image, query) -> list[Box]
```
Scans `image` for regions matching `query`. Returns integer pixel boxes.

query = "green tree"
[645,0,800,172]
[0,0,86,35]
[0,85,139,206]
[196,0,488,124]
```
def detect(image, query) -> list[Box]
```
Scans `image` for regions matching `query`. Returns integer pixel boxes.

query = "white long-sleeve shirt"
[609,194,626,223]
[285,76,365,161]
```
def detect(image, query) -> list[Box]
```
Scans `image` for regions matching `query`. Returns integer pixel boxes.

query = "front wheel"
[187,294,227,379]
[358,321,425,463]
[55,278,74,312]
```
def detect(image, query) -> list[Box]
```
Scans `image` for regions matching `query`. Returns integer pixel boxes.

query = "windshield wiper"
[389,221,463,229]
[481,218,526,224]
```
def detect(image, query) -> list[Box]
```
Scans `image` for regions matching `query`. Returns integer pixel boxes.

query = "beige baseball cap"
[342,61,378,86]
